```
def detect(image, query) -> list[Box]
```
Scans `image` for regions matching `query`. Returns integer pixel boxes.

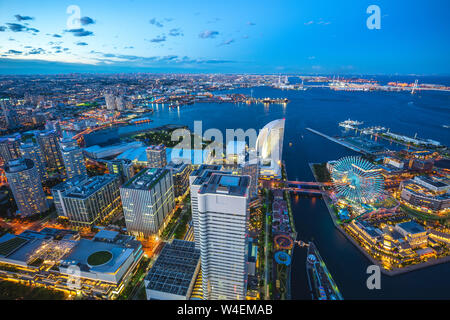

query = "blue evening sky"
[0,0,449,74]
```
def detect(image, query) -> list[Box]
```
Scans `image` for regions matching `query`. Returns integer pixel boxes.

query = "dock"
[306,127,368,155]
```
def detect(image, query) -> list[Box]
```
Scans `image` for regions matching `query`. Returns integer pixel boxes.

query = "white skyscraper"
[189,164,223,249]
[197,173,250,300]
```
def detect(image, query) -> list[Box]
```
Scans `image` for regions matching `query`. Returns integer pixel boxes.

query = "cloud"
[14,14,34,21]
[168,28,183,37]
[7,49,22,54]
[65,28,94,37]
[308,56,316,60]
[149,18,164,27]
[76,42,88,46]
[247,22,256,26]
[220,39,235,46]
[80,16,95,26]
[53,34,62,38]
[199,30,219,39]
[6,23,27,32]
[304,20,331,26]
[149,35,166,43]
[28,48,45,55]
[0,26,6,32]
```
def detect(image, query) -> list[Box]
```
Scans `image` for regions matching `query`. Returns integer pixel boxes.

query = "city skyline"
[0,0,449,75]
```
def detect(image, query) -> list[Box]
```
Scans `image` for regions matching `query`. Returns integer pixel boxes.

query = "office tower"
[115,95,125,111]
[146,145,167,168]
[106,159,135,185]
[4,158,48,217]
[0,134,21,163]
[165,161,192,198]
[120,168,175,238]
[60,138,87,179]
[189,165,223,248]
[256,119,285,178]
[36,130,65,173]
[197,173,250,300]
[20,142,48,182]
[51,174,121,227]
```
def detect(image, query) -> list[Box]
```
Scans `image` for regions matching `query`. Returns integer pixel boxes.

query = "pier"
[306,127,371,155]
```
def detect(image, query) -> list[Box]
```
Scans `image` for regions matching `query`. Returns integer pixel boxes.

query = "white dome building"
[256,119,285,178]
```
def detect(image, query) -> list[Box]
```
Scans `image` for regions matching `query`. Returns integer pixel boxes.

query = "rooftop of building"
[63,174,118,199]
[165,161,189,173]
[199,173,250,197]
[122,167,168,190]
[396,221,426,235]
[52,175,87,192]
[415,176,448,188]
[191,164,221,178]
[4,158,34,173]
[146,144,166,151]
[145,240,200,297]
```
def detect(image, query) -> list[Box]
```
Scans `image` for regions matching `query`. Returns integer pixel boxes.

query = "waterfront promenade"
[308,163,450,276]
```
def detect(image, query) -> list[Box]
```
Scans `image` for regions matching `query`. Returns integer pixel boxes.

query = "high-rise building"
[60,138,87,179]
[1,100,20,130]
[189,164,223,248]
[120,168,175,238]
[104,93,117,110]
[51,174,121,228]
[146,145,167,168]
[4,158,48,217]
[165,161,192,198]
[36,130,65,173]
[20,142,48,182]
[106,159,135,185]
[256,119,285,178]
[0,134,21,164]
[197,173,250,300]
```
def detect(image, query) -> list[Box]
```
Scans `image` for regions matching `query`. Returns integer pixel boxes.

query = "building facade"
[52,174,121,227]
[120,168,175,238]
[106,159,135,185]
[36,130,65,173]
[146,144,167,168]
[166,161,192,198]
[197,173,250,300]
[20,142,48,182]
[60,138,87,179]
[4,158,48,216]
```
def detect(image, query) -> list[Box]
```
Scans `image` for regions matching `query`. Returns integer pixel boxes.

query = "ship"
[338,119,364,130]
[306,242,343,300]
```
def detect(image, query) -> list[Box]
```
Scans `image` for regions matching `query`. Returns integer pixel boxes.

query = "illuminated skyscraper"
[120,168,175,238]
[37,130,65,173]
[0,134,21,164]
[197,173,250,300]
[106,159,135,185]
[146,145,167,168]
[60,138,87,179]
[4,158,48,217]
[20,142,48,182]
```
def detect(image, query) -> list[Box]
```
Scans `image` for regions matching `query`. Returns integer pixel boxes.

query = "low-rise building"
[144,240,200,300]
